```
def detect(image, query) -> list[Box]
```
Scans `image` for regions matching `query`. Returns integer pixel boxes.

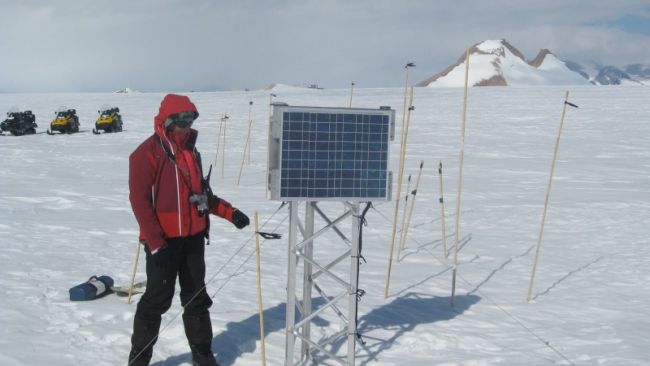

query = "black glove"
[152,244,171,270]
[232,209,250,229]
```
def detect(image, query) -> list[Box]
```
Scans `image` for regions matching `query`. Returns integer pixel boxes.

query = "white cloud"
[0,0,649,92]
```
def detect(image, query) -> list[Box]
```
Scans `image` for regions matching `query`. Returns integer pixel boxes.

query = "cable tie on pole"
[353,214,368,226]
[353,254,368,263]
[256,231,282,240]
[356,288,366,301]
[565,101,579,108]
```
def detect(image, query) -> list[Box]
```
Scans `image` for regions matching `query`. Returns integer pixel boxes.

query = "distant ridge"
[265,83,325,91]
[114,87,139,93]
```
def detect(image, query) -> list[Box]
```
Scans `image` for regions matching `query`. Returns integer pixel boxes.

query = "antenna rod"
[399,161,424,261]
[438,161,448,257]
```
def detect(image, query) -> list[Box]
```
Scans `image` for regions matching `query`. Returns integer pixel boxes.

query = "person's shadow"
[152,293,479,365]
[151,299,328,366]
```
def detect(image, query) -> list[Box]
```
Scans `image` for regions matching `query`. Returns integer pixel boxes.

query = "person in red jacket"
[128,94,249,366]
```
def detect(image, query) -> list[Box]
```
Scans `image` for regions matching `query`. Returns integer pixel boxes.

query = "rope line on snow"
[131,197,576,365]
[423,243,577,366]
[128,202,288,365]
[368,205,576,366]
[207,210,288,300]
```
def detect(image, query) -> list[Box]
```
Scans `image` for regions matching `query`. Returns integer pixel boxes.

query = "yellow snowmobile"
[93,106,123,134]
[47,108,80,134]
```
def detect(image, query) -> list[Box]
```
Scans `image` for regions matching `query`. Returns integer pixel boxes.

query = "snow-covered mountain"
[594,66,639,85]
[417,39,591,87]
[570,63,650,85]
[625,63,650,80]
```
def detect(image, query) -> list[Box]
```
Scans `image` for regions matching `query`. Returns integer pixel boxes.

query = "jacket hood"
[154,94,199,136]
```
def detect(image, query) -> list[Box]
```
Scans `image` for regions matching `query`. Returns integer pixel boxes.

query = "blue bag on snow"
[69,275,114,301]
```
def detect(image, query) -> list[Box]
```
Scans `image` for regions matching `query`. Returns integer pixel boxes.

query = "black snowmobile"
[0,110,38,136]
[47,108,80,134]
[93,106,123,134]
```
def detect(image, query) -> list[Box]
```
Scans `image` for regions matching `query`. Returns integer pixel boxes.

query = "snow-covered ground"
[0,85,648,365]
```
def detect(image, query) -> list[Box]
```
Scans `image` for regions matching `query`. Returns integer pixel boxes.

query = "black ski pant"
[135,232,213,322]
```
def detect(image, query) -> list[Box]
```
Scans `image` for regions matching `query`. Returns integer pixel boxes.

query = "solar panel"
[268,104,395,201]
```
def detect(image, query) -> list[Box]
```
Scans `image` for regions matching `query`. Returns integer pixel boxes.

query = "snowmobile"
[93,106,123,134]
[47,108,80,134]
[0,109,37,136]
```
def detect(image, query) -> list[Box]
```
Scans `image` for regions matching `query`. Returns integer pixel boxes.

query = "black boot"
[183,312,219,366]
[128,316,161,366]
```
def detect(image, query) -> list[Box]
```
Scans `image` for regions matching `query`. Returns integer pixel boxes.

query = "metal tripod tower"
[266,104,395,365]
[285,201,361,365]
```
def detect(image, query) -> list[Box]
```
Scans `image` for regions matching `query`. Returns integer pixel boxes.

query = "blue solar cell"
[275,106,392,200]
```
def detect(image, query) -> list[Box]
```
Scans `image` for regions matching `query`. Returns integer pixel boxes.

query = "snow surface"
[0,86,649,365]
[429,40,591,87]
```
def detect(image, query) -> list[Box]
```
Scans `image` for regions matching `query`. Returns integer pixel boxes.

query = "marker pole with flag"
[527,91,578,302]
[385,68,415,298]
[220,114,229,179]
[246,100,253,165]
[214,113,228,169]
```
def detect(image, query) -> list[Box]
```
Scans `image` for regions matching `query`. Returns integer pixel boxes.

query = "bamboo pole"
[451,49,470,307]
[399,161,424,261]
[266,93,276,198]
[397,174,412,261]
[221,114,228,179]
[438,161,449,258]
[527,91,573,303]
[349,81,355,108]
[254,212,267,365]
[384,82,415,298]
[214,114,225,168]
[238,102,254,186]
[127,241,141,304]
[247,101,253,165]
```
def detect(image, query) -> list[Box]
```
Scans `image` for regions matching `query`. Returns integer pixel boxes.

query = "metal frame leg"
[348,203,360,366]
[285,202,298,366]
[301,202,315,360]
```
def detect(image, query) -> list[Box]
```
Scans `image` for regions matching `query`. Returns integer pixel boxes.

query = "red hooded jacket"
[129,94,234,252]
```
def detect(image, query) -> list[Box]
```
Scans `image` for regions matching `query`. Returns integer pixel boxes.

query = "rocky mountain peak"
[528,49,553,68]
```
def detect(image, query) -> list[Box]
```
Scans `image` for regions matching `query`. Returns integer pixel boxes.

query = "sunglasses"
[165,111,198,128]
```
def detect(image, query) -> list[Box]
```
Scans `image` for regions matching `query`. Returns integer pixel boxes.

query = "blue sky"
[1,0,649,92]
